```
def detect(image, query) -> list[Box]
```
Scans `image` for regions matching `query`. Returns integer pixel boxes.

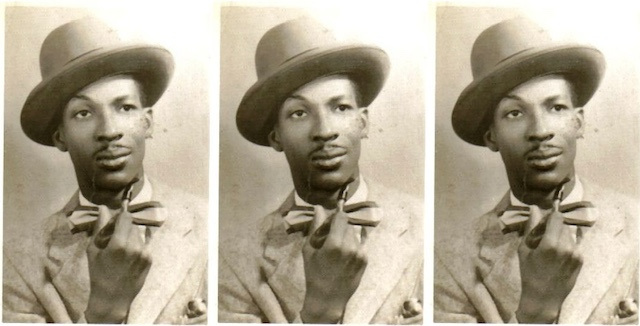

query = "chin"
[524,169,570,192]
[93,170,138,191]
[308,170,354,191]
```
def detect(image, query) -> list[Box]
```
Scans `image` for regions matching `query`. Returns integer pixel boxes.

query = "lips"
[95,147,132,170]
[526,148,563,170]
[310,147,347,170]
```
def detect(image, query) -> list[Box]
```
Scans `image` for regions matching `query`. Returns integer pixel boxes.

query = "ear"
[52,129,68,152]
[483,128,499,152]
[359,107,369,139]
[575,107,585,138]
[144,108,154,139]
[268,129,283,152]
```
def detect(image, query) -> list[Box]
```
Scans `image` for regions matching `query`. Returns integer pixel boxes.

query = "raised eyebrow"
[287,94,308,102]
[501,93,523,103]
[542,95,568,107]
[112,95,136,106]
[327,95,352,107]
[72,94,92,102]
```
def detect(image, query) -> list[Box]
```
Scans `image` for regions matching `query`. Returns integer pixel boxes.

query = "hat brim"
[452,44,605,146]
[236,44,390,146]
[21,44,174,146]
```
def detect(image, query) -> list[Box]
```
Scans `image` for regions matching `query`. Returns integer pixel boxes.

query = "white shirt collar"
[78,175,153,206]
[294,175,368,207]
[510,176,584,207]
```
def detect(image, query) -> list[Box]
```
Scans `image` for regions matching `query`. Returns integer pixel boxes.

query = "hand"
[84,205,152,323]
[516,211,582,323]
[300,210,367,323]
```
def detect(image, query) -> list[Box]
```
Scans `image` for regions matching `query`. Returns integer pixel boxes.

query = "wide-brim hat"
[21,17,174,146]
[452,18,605,146]
[236,17,390,146]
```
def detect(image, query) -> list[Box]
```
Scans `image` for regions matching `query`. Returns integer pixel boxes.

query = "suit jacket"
[3,179,208,324]
[434,180,639,323]
[219,181,423,323]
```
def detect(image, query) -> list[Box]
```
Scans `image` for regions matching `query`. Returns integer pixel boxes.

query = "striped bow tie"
[283,201,382,234]
[498,201,595,234]
[67,201,166,234]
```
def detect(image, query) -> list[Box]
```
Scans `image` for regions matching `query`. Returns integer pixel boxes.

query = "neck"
[294,175,361,209]
[78,175,145,209]
[511,175,576,209]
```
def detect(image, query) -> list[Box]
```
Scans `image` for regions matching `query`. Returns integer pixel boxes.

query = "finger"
[93,205,112,235]
[557,223,576,248]
[325,211,350,245]
[110,210,135,247]
[525,206,543,234]
[538,211,565,248]
[308,206,332,249]
[310,205,327,233]
[93,206,117,249]
[518,235,533,259]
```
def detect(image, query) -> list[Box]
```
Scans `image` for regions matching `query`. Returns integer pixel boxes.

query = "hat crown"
[255,18,336,79]
[40,17,121,80]
[471,18,551,79]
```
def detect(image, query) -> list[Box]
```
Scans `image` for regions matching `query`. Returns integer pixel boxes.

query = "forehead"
[497,75,572,108]
[282,75,357,107]
[68,75,142,106]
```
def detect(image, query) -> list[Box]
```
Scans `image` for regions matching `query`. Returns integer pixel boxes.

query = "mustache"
[309,144,347,159]
[525,144,563,159]
[94,144,132,159]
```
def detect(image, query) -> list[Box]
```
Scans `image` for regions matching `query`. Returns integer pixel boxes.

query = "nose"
[311,110,338,142]
[526,110,554,142]
[95,111,123,142]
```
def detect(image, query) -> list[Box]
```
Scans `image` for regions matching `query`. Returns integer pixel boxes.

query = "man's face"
[484,75,584,193]
[54,75,152,192]
[269,75,368,193]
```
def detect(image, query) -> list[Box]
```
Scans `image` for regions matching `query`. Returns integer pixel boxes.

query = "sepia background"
[435,6,640,237]
[4,5,211,237]
[220,5,427,234]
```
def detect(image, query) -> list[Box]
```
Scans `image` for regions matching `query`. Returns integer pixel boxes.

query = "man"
[219,17,423,324]
[3,17,207,323]
[434,17,638,323]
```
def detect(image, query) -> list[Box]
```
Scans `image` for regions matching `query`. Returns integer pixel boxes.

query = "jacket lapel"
[476,192,523,321]
[126,186,201,323]
[341,183,417,324]
[46,191,92,322]
[558,184,629,323]
[262,193,308,321]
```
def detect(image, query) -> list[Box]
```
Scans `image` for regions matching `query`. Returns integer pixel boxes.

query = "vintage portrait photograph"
[3,4,210,323]
[219,4,426,323]
[434,5,640,324]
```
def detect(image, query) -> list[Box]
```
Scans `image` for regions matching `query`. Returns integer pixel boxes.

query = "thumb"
[310,205,326,233]
[93,205,112,235]
[524,206,543,235]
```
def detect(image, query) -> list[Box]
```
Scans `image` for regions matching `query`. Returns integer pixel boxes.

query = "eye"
[289,110,307,119]
[504,110,523,119]
[550,104,569,112]
[73,110,92,119]
[336,104,353,112]
[120,104,138,112]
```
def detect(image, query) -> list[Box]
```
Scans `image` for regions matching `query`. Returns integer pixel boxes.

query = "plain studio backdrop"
[435,6,640,237]
[4,6,211,237]
[220,5,427,234]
